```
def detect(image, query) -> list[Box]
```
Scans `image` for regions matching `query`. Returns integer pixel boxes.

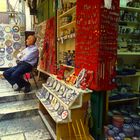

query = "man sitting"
[3,35,39,93]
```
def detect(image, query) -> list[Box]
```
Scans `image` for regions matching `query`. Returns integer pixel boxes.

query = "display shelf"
[37,76,92,139]
[120,6,140,12]
[59,21,76,30]
[119,34,139,38]
[119,21,140,26]
[38,91,92,140]
[37,67,57,81]
[109,97,140,104]
[55,77,92,94]
[42,83,81,109]
[37,67,52,76]
[57,33,76,42]
[42,84,69,109]
[37,95,70,123]
[117,72,140,78]
[41,72,92,93]
[117,6,140,95]
[117,51,140,55]
[59,6,76,18]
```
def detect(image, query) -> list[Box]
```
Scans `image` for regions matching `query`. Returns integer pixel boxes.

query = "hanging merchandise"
[0,24,25,68]
[104,0,112,9]
[75,0,120,91]
[42,17,57,74]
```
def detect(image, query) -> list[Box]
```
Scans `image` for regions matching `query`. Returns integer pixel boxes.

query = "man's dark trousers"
[3,61,32,88]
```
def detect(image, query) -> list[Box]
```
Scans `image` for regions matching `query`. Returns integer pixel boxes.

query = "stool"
[25,68,38,89]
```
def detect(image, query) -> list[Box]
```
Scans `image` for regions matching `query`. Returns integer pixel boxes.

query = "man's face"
[26,35,35,46]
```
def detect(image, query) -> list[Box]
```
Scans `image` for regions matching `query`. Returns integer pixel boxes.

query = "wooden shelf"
[117,51,140,55]
[37,67,57,78]
[109,97,140,104]
[120,6,140,12]
[117,72,140,78]
[37,95,70,123]
[59,6,76,18]
[119,21,140,26]
[61,64,74,69]
[119,34,139,38]
[59,21,76,30]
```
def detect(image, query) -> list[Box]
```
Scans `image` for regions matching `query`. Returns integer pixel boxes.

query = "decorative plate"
[66,89,72,99]
[13,50,20,58]
[57,105,64,116]
[49,78,54,87]
[58,85,66,96]
[40,87,45,94]
[75,68,86,88]
[13,42,21,50]
[54,102,60,111]
[45,91,50,100]
[13,34,20,41]
[0,31,4,38]
[63,88,69,98]
[49,94,53,101]
[0,38,5,42]
[6,47,13,54]
[5,40,12,47]
[52,80,57,89]
[0,47,5,52]
[4,26,11,33]
[12,25,19,32]
[55,82,61,92]
[5,34,12,40]
[6,54,13,60]
[46,77,52,85]
[0,26,4,31]
[61,110,68,120]
[51,97,57,107]
[0,57,5,66]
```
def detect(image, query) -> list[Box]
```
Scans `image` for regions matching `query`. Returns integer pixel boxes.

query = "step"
[0,90,37,103]
[0,99,39,120]
[0,115,52,139]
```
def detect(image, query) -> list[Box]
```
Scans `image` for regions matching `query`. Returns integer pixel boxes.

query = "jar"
[123,124,134,137]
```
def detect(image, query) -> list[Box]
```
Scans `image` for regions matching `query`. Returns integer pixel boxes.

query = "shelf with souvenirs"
[118,5,140,54]
[109,1,140,107]
[36,69,94,140]
[57,1,76,69]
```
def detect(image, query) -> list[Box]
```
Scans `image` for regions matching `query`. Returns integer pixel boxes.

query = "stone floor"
[0,72,52,140]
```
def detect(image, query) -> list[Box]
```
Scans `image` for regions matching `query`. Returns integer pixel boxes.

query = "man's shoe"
[14,87,21,92]
[24,83,31,93]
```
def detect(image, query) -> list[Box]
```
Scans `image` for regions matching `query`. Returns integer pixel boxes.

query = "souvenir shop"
[0,0,140,140]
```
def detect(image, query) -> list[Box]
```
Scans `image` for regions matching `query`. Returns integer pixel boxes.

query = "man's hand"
[16,60,20,64]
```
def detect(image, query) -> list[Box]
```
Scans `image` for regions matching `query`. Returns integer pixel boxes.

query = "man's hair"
[32,35,37,44]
